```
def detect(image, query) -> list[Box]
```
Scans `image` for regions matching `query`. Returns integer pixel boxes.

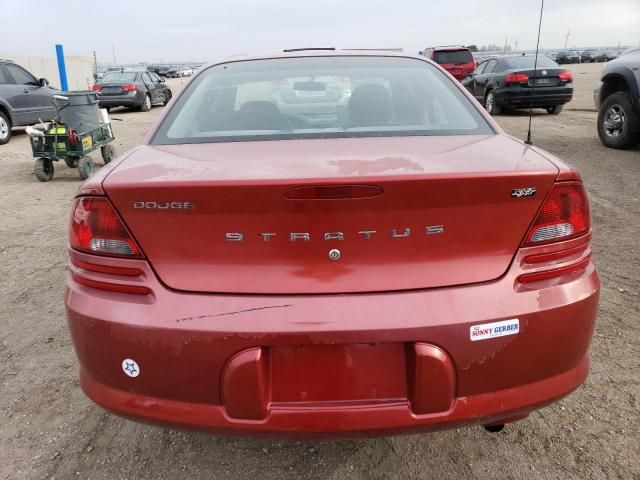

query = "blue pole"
[55,44,68,91]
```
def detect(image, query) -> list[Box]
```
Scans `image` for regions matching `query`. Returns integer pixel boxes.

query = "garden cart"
[28,92,116,182]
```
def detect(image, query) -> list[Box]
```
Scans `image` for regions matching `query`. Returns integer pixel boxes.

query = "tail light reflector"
[523,182,590,246]
[523,242,589,264]
[559,71,573,82]
[71,258,142,276]
[71,272,150,295]
[505,73,529,84]
[518,256,591,284]
[121,84,137,92]
[91,85,102,91]
[70,197,142,258]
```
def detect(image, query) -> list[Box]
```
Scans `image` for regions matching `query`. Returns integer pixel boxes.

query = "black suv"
[0,60,59,145]
[594,47,640,149]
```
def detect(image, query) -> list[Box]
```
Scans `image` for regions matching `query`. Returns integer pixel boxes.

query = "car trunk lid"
[104,135,558,294]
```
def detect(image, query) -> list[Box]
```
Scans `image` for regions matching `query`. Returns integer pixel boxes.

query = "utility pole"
[112,44,117,65]
[564,30,570,49]
[92,51,98,79]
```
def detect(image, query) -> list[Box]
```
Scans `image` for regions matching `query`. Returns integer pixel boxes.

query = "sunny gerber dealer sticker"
[470,319,520,341]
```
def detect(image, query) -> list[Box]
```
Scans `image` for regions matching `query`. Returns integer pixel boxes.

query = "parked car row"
[0,60,176,145]
[151,65,195,78]
[549,49,619,64]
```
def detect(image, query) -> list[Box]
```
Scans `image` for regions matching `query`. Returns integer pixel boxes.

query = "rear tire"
[0,111,11,145]
[101,144,116,164]
[64,157,78,168]
[78,156,95,180]
[546,105,564,114]
[484,90,501,115]
[140,94,152,112]
[597,92,640,149]
[35,157,54,182]
[163,89,172,106]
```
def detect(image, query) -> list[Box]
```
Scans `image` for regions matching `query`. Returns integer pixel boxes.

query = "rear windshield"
[503,56,558,69]
[433,50,473,64]
[152,56,492,145]
[101,72,138,83]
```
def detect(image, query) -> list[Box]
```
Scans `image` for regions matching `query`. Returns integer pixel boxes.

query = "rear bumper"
[495,86,573,108]
[97,92,143,108]
[80,356,589,437]
[66,239,599,437]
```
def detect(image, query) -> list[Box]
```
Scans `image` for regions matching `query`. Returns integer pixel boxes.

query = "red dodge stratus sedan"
[66,51,599,437]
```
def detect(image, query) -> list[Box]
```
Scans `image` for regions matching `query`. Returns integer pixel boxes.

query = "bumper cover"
[66,240,599,437]
[97,92,143,108]
[496,86,573,108]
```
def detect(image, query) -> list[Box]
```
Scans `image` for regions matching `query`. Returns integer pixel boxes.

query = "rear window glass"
[433,50,473,64]
[503,56,558,69]
[153,56,492,145]
[101,72,138,83]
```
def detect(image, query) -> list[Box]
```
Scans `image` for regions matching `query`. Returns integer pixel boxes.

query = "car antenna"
[525,0,545,145]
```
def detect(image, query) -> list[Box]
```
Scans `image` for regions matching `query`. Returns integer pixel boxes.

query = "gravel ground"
[0,65,639,480]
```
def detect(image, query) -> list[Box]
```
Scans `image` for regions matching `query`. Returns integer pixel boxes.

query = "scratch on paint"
[176,304,293,323]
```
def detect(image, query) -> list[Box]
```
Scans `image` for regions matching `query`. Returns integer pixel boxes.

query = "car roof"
[426,45,469,51]
[501,54,551,59]
[103,69,144,74]
[201,49,429,71]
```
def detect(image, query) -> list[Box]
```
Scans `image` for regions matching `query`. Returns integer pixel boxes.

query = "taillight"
[121,84,137,92]
[518,256,591,284]
[70,197,142,258]
[505,73,529,84]
[523,182,590,246]
[559,71,573,82]
[91,85,102,92]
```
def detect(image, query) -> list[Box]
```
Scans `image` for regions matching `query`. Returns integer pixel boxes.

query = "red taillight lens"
[91,85,102,92]
[559,71,573,82]
[121,84,137,92]
[523,182,590,246]
[71,272,150,295]
[505,73,529,84]
[70,197,142,258]
[518,256,591,284]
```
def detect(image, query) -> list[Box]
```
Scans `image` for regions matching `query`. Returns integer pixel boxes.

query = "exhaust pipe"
[484,424,505,433]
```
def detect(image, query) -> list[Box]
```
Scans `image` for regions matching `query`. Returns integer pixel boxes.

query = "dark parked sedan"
[0,59,59,144]
[556,51,582,64]
[91,70,172,112]
[461,54,573,115]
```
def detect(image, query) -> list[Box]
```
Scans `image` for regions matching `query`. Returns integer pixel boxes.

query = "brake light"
[70,197,142,258]
[505,73,529,84]
[559,71,573,82]
[121,84,137,92]
[91,85,102,92]
[523,182,590,246]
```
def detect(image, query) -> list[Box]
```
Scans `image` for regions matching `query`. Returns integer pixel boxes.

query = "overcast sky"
[1,0,638,63]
